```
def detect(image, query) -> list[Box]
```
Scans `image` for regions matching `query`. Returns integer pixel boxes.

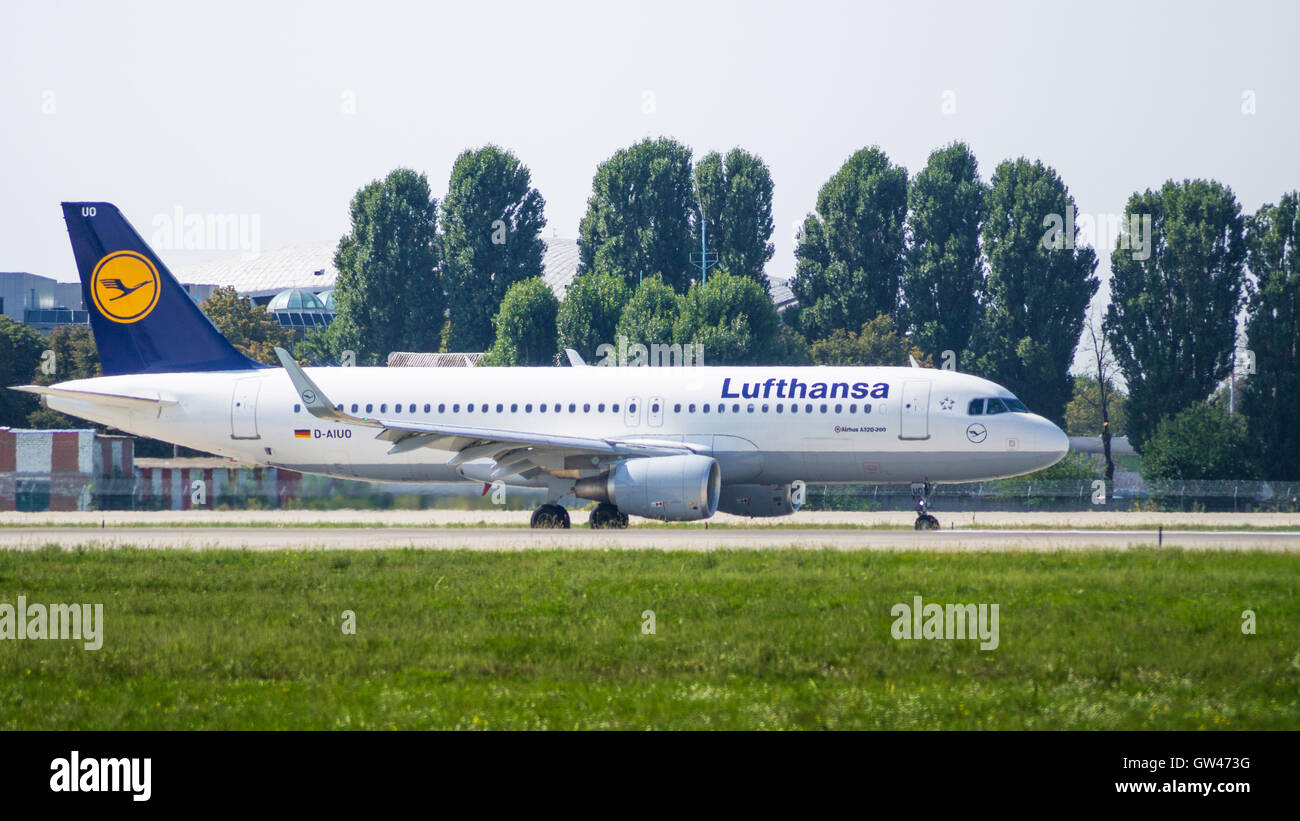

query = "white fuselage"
[42,364,1068,487]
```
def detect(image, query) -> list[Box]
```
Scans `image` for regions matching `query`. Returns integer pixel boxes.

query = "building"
[0,272,87,331]
[0,428,133,511]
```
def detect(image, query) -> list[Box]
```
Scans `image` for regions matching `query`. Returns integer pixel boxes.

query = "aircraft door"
[648,396,664,427]
[898,380,931,440]
[231,379,261,439]
[624,396,642,427]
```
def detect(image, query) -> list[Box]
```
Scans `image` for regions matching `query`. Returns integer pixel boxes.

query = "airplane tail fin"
[61,202,263,375]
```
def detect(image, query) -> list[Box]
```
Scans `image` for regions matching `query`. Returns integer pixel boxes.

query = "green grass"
[1,546,1297,729]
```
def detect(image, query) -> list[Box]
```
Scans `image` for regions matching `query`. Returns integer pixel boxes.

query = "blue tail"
[62,202,263,375]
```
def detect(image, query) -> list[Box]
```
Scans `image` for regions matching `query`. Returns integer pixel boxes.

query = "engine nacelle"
[573,454,721,521]
[716,483,802,518]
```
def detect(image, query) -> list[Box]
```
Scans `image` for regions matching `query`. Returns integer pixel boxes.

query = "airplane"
[12,202,1069,530]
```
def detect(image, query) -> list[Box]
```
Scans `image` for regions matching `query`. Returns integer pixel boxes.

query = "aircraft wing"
[275,348,697,478]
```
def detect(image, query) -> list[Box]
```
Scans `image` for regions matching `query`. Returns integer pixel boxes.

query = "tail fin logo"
[91,251,161,324]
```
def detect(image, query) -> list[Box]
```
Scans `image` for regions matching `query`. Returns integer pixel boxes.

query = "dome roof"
[318,289,337,310]
[266,288,326,312]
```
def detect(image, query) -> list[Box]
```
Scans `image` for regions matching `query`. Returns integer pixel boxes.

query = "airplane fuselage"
[42,364,1068,487]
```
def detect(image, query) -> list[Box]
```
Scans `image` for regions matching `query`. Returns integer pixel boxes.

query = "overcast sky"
[3,0,1297,307]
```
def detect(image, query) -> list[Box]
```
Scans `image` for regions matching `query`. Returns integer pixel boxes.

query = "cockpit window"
[985,398,1009,414]
[968,399,984,415]
[970,396,1029,415]
[1003,397,1028,413]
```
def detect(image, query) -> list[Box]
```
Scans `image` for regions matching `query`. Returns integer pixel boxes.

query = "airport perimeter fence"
[7,472,1298,514]
[802,479,1300,513]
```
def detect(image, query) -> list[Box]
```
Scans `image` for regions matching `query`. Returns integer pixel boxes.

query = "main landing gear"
[588,502,629,530]
[530,503,570,529]
[912,481,940,531]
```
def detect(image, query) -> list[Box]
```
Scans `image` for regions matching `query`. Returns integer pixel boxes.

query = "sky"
[2,0,1297,317]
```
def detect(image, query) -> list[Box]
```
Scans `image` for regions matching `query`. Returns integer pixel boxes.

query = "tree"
[440,146,547,352]
[577,137,696,292]
[810,314,930,367]
[1240,191,1300,478]
[0,316,47,427]
[1066,314,1125,481]
[1140,403,1254,480]
[331,168,443,364]
[556,271,631,361]
[673,271,780,365]
[25,324,102,429]
[970,158,1098,425]
[900,141,988,361]
[200,286,294,365]
[615,274,679,349]
[791,146,908,340]
[1106,179,1247,451]
[1065,376,1127,437]
[481,277,559,366]
[694,148,775,283]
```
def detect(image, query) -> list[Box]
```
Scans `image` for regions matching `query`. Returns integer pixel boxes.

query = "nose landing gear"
[912,481,940,531]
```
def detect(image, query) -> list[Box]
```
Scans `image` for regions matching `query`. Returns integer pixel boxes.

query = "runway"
[2,526,1298,551]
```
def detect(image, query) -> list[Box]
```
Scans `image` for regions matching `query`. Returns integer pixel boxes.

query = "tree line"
[0,138,1296,481]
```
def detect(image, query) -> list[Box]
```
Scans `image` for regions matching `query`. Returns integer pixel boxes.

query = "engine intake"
[574,454,721,521]
[716,483,802,517]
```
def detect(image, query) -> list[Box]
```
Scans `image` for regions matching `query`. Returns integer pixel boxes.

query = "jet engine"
[716,483,803,517]
[573,454,721,521]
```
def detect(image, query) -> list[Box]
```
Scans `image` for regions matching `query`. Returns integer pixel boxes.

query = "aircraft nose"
[1033,416,1069,467]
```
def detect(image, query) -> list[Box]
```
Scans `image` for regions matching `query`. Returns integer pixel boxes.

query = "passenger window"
[673,403,681,413]
[702,404,710,413]
[598,403,605,412]
[718,404,726,414]
[293,404,301,413]
[689,403,696,413]
[584,403,591,413]
[791,404,798,414]
[968,399,984,415]
[409,404,416,413]
[452,404,460,413]
[539,404,546,413]
[568,403,576,413]
[747,404,755,413]
[761,404,768,413]
[438,403,445,413]
[482,404,490,413]
[612,404,620,413]
[776,403,784,413]
[805,404,813,413]
[629,403,637,414]
[351,404,359,413]
[511,403,518,413]
[424,404,431,413]
[366,404,374,413]
[495,403,502,413]
[525,404,532,412]
[864,403,872,414]
[652,402,660,413]
[381,404,388,413]
[553,404,560,413]
[732,404,740,413]
[835,404,843,413]
[819,404,827,413]
[849,404,856,413]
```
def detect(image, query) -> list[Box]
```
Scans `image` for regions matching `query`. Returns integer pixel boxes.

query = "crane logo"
[90,251,160,324]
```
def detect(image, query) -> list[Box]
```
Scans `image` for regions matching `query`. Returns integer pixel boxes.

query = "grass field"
[1,546,1297,729]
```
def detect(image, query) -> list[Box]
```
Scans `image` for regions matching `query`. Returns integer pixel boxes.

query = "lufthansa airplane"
[13,203,1068,529]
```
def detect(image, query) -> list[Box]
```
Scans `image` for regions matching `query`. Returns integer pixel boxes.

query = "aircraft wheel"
[914,514,940,531]
[530,504,571,529]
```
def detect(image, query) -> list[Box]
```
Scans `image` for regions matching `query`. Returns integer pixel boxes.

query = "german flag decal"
[294,429,311,439]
